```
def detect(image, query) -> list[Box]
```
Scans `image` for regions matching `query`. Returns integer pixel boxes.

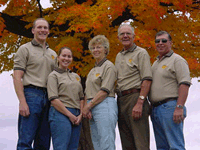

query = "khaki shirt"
[47,67,84,109]
[149,51,191,103]
[115,44,152,91]
[85,58,117,99]
[14,39,57,88]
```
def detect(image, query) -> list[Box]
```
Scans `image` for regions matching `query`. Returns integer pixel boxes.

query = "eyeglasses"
[155,39,168,43]
[119,32,132,37]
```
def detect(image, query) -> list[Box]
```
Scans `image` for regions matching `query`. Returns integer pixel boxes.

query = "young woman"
[47,47,84,150]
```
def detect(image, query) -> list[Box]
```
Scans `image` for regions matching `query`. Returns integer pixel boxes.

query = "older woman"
[83,35,118,150]
[47,47,84,150]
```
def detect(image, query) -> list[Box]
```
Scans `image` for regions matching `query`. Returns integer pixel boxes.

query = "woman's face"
[91,44,106,62]
[58,48,73,69]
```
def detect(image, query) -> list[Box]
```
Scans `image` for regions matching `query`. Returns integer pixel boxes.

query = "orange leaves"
[186,57,200,77]
[0,0,199,77]
[0,0,7,6]
[0,16,5,37]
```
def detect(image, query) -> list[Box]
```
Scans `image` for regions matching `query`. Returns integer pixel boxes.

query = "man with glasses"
[149,31,191,150]
[115,22,152,150]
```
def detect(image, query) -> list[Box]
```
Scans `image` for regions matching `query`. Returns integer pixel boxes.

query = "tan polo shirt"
[115,44,152,91]
[149,51,191,103]
[47,67,84,109]
[14,39,57,88]
[85,58,117,99]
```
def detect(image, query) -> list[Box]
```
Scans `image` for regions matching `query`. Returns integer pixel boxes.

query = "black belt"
[117,88,140,98]
[24,85,47,92]
[151,98,177,107]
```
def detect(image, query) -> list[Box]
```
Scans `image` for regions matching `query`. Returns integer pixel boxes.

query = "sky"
[0,71,200,150]
[0,1,200,149]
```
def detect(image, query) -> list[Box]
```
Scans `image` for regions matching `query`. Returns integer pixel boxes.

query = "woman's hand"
[82,104,92,118]
[87,111,92,120]
[69,114,78,125]
[74,114,82,125]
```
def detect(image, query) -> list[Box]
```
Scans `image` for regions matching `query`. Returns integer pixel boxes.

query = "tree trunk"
[78,118,94,150]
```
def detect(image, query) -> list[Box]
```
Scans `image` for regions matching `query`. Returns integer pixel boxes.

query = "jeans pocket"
[24,91,38,103]
[161,100,176,110]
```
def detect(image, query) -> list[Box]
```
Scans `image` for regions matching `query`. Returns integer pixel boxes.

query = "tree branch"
[37,0,43,17]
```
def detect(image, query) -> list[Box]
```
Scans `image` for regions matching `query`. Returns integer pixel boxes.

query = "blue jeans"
[151,100,186,150]
[49,106,82,150]
[17,86,51,150]
[88,97,118,150]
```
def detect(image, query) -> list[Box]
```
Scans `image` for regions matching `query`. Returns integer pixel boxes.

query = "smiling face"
[58,48,73,70]
[155,33,172,58]
[32,19,49,44]
[118,25,135,50]
[91,43,107,63]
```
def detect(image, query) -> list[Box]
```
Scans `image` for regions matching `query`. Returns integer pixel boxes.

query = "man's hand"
[19,102,30,117]
[132,99,143,121]
[173,108,184,124]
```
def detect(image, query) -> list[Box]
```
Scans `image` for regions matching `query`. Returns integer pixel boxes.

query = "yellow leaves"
[3,0,37,16]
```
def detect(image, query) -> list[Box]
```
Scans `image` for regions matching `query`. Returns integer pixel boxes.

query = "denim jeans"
[151,100,186,150]
[17,86,51,150]
[49,106,82,150]
[88,97,118,150]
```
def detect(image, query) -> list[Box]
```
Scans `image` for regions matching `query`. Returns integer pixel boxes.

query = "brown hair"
[155,31,172,41]
[33,18,49,29]
[56,47,73,66]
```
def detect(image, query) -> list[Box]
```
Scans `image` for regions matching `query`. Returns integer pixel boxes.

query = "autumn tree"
[0,0,200,77]
[0,0,200,149]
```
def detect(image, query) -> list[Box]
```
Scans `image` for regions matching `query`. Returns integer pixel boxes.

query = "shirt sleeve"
[14,45,28,71]
[174,58,191,86]
[101,65,117,94]
[47,73,59,101]
[77,74,85,100]
[138,50,152,81]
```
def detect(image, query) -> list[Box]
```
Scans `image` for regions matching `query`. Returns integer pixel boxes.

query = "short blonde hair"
[88,35,110,56]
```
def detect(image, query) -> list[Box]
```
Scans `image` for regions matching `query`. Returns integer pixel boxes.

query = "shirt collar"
[54,67,72,73]
[95,57,107,67]
[120,44,137,54]
[157,50,174,60]
[31,39,49,49]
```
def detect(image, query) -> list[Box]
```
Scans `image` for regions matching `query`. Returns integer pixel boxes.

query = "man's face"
[155,34,172,57]
[118,25,134,50]
[32,20,49,43]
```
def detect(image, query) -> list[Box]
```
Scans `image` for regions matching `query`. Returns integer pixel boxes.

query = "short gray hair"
[118,23,135,35]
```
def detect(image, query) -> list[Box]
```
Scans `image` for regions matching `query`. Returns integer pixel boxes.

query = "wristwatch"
[139,95,146,100]
[176,105,184,109]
